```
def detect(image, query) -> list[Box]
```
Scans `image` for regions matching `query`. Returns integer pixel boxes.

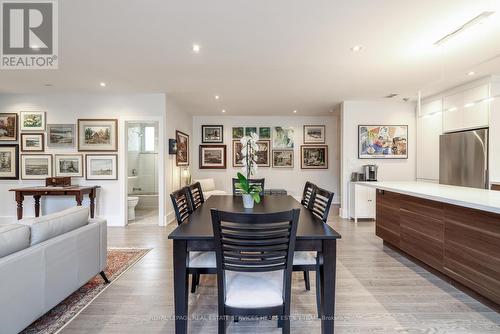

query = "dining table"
[168,195,342,334]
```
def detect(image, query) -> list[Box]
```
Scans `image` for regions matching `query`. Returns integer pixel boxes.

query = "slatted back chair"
[170,187,192,225]
[232,178,265,196]
[301,181,317,208]
[187,182,205,211]
[211,208,300,334]
[308,187,334,223]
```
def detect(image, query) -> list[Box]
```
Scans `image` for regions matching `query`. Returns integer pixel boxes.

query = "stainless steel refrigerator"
[439,128,489,189]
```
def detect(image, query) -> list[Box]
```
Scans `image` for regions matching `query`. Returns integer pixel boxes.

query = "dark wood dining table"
[168,195,342,334]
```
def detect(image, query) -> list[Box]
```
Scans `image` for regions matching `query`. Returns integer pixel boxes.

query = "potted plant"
[235,132,262,208]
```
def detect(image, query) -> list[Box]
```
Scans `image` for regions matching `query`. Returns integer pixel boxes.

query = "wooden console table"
[9,186,100,220]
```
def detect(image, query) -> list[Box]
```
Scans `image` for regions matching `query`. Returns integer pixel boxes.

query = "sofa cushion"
[0,224,30,258]
[195,178,216,192]
[19,207,89,246]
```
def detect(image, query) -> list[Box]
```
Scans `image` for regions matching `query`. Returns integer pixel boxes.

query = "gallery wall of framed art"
[191,115,338,198]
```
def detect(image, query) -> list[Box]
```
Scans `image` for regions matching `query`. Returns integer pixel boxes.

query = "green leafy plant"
[235,172,262,203]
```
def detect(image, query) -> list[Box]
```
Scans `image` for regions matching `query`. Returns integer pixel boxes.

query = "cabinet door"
[417,113,442,181]
[443,108,462,133]
[355,185,372,217]
[462,102,488,130]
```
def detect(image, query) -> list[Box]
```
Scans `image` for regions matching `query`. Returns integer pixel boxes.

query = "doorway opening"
[126,121,160,225]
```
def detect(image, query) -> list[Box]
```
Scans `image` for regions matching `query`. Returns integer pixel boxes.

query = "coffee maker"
[362,165,378,181]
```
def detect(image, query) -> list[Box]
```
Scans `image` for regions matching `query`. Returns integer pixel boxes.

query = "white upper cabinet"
[443,84,489,132]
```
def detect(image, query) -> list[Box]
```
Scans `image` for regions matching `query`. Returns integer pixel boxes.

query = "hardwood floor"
[60,217,500,333]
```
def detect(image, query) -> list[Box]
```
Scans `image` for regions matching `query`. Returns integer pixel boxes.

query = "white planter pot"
[242,194,254,209]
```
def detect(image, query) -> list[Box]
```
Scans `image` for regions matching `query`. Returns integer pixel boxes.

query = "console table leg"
[89,189,96,218]
[16,193,24,220]
[34,195,41,217]
[76,194,83,206]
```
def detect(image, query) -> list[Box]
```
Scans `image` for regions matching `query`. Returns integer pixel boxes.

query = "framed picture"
[20,133,44,152]
[0,113,18,141]
[199,145,226,169]
[256,140,270,167]
[273,126,294,149]
[78,119,118,152]
[47,124,76,147]
[358,125,408,159]
[202,125,223,143]
[245,127,257,136]
[301,145,328,169]
[232,127,244,139]
[176,130,189,166]
[273,150,294,168]
[0,144,19,180]
[233,140,244,167]
[86,154,118,180]
[259,127,271,139]
[20,111,46,131]
[304,125,326,144]
[55,154,84,177]
[21,154,52,180]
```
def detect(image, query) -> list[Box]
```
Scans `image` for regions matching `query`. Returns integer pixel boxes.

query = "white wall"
[0,93,166,226]
[165,96,193,223]
[191,115,340,202]
[340,101,417,218]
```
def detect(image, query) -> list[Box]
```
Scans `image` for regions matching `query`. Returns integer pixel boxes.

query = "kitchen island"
[358,181,500,307]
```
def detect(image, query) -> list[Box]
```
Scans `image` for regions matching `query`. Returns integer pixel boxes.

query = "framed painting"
[55,154,84,177]
[303,125,326,144]
[21,154,52,180]
[273,126,294,149]
[259,127,271,139]
[232,127,244,139]
[245,127,257,136]
[176,130,189,166]
[202,125,223,143]
[20,111,46,131]
[358,125,408,159]
[86,154,118,180]
[47,124,76,147]
[233,140,244,167]
[20,133,44,152]
[0,113,18,141]
[199,145,226,169]
[273,150,294,168]
[0,144,19,180]
[78,119,118,152]
[301,145,328,169]
[256,140,270,167]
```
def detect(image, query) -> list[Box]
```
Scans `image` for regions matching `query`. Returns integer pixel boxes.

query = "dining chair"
[187,182,205,211]
[210,208,300,334]
[301,181,317,208]
[294,185,335,317]
[170,187,216,293]
[232,178,265,196]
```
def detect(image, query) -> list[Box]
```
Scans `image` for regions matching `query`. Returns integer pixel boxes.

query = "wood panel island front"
[359,182,500,308]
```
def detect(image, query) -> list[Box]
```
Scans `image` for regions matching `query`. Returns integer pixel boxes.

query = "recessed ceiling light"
[43,83,53,87]
[351,45,363,52]
[192,44,201,53]
[293,110,297,113]
[215,95,220,100]
[222,109,226,113]
[467,71,475,76]
[100,82,106,87]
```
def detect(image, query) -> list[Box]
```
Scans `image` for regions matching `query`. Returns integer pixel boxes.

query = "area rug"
[21,248,151,334]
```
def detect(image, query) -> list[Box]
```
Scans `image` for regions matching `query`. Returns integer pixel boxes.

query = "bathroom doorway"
[126,121,160,225]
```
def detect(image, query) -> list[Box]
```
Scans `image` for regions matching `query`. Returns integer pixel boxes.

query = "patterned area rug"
[21,248,151,334]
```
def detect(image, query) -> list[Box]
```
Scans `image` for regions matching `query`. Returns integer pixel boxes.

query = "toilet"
[127,196,140,220]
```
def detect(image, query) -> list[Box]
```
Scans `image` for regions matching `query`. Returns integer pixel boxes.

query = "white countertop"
[356,181,500,214]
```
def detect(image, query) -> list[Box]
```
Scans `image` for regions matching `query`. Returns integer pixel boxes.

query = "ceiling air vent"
[384,93,399,99]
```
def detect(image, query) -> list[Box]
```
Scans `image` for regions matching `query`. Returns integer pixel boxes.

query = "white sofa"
[0,207,107,334]
[194,178,227,198]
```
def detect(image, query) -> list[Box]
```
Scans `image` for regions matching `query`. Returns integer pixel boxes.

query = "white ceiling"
[1,0,500,115]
